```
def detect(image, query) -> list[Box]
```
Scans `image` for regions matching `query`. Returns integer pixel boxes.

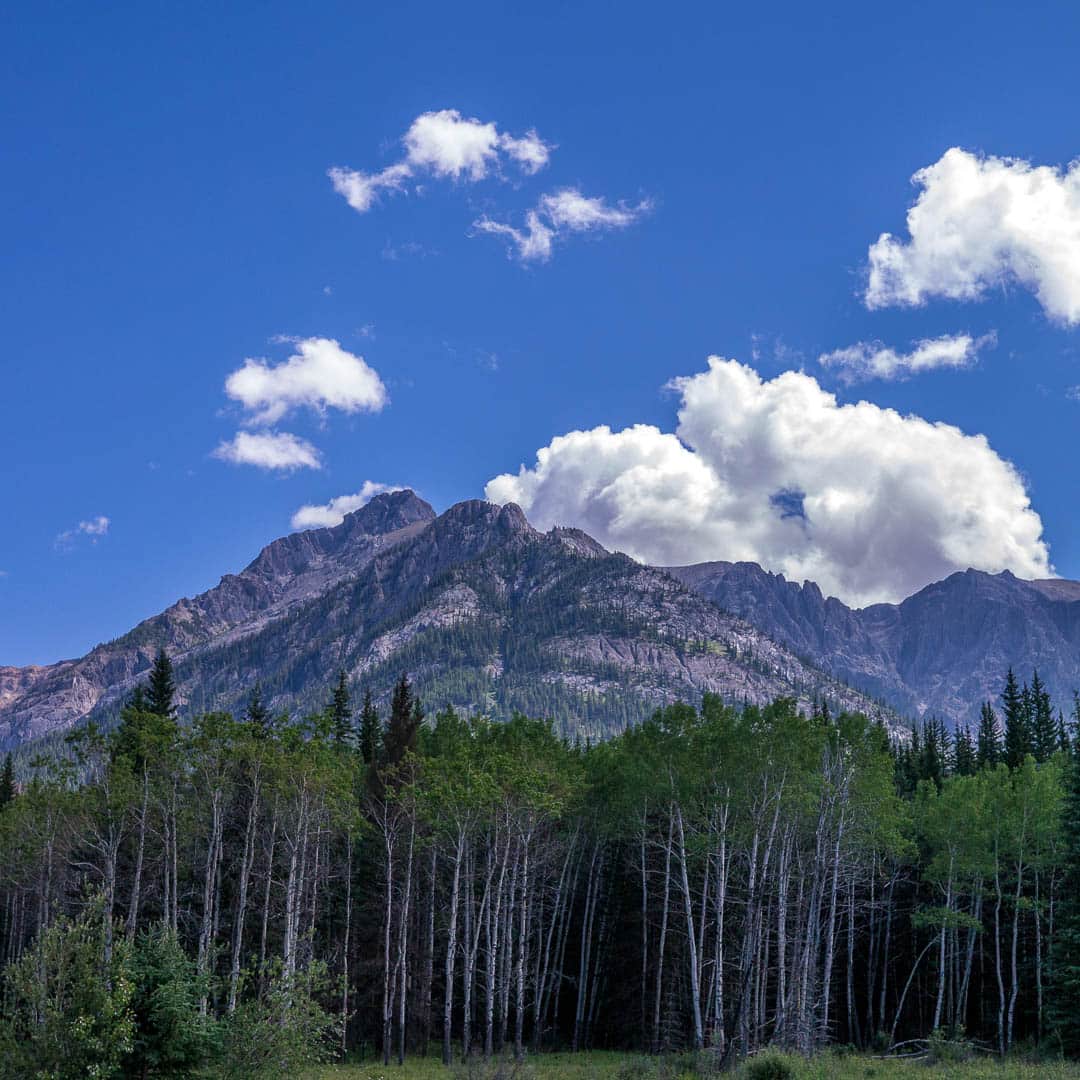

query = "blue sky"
[3,1,1080,665]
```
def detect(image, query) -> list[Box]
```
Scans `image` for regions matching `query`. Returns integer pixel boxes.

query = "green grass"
[310,1048,1080,1080]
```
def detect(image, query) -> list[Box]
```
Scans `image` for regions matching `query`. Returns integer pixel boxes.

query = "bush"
[738,1049,799,1080]
[0,898,134,1080]
[217,960,340,1080]
[926,1026,974,1065]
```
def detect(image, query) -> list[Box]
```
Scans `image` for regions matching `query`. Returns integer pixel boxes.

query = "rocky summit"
[0,491,906,750]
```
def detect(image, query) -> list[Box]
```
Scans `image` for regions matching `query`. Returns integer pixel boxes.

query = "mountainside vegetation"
[4,653,1080,1077]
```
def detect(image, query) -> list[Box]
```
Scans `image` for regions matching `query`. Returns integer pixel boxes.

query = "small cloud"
[330,108,552,216]
[381,239,438,261]
[474,187,651,263]
[224,336,388,426]
[1066,386,1080,402]
[291,481,403,529]
[56,515,111,549]
[323,285,333,296]
[819,332,996,383]
[214,431,322,472]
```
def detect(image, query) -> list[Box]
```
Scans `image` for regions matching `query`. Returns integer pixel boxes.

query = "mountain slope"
[0,494,904,749]
[669,561,1080,727]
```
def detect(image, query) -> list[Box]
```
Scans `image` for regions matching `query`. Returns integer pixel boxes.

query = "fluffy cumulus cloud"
[866,148,1080,324]
[214,431,321,472]
[225,337,387,426]
[485,357,1051,607]
[819,331,996,382]
[55,515,111,548]
[329,108,552,214]
[474,187,651,262]
[291,481,402,530]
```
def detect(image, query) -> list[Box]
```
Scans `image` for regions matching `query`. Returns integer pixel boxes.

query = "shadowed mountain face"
[0,492,904,750]
[668,561,1080,727]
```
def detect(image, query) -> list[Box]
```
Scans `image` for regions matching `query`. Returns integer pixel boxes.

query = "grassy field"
[311,1048,1080,1080]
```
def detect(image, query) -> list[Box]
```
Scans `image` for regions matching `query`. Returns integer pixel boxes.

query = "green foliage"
[0,751,14,808]
[0,898,134,1080]
[126,923,217,1078]
[737,1050,798,1080]
[145,648,177,718]
[217,961,339,1080]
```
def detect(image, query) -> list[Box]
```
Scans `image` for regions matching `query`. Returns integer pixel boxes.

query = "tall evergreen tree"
[145,648,176,718]
[384,673,421,767]
[328,670,353,745]
[919,719,945,789]
[1031,670,1058,762]
[358,688,381,766]
[953,725,976,776]
[1002,667,1032,769]
[1051,742,1080,1052]
[977,702,1002,769]
[0,752,14,809]
[244,683,273,737]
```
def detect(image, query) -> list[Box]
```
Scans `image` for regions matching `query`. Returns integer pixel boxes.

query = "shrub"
[738,1049,799,1080]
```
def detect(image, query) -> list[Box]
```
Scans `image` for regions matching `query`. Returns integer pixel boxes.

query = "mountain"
[669,561,1080,728]
[0,492,904,750]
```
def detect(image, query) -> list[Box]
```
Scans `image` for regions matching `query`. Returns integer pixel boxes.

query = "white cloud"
[225,336,387,426]
[486,357,1051,607]
[819,331,996,382]
[55,515,111,548]
[474,186,650,262]
[214,431,321,471]
[866,148,1080,324]
[330,108,552,214]
[291,481,403,530]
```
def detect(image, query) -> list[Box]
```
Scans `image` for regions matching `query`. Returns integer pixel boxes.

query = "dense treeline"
[2,653,1080,1077]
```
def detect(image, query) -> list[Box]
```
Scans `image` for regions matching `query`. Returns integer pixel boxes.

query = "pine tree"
[384,673,421,767]
[359,688,381,766]
[919,719,945,788]
[145,648,176,718]
[1050,742,1080,1051]
[1061,711,1073,755]
[977,702,1002,769]
[0,752,15,809]
[244,684,273,738]
[1031,670,1058,762]
[328,670,353,745]
[953,725,976,776]
[1002,668,1032,769]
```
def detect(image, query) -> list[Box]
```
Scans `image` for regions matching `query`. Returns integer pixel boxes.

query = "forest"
[2,652,1080,1078]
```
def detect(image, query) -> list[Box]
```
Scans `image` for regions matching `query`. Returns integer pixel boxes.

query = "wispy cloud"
[56,515,110,549]
[819,331,996,383]
[291,481,403,529]
[474,187,651,263]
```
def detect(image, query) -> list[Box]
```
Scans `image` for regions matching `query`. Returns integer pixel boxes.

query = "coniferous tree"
[977,702,1002,769]
[0,752,14,809]
[1002,667,1032,769]
[243,683,272,737]
[328,670,353,745]
[1051,741,1080,1052]
[145,648,176,718]
[920,719,945,788]
[384,673,420,767]
[953,725,976,776]
[358,688,381,766]
[1032,670,1058,762]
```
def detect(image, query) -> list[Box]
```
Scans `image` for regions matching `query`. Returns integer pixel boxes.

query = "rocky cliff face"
[669,561,1080,727]
[0,493,904,749]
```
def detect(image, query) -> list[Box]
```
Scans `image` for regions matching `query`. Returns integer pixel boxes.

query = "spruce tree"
[0,752,15,809]
[145,648,176,718]
[384,673,420,767]
[1032,670,1058,762]
[977,702,1002,769]
[953,725,976,776]
[1002,668,1032,769]
[1050,741,1080,1052]
[244,684,273,738]
[328,670,353,745]
[359,688,382,766]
